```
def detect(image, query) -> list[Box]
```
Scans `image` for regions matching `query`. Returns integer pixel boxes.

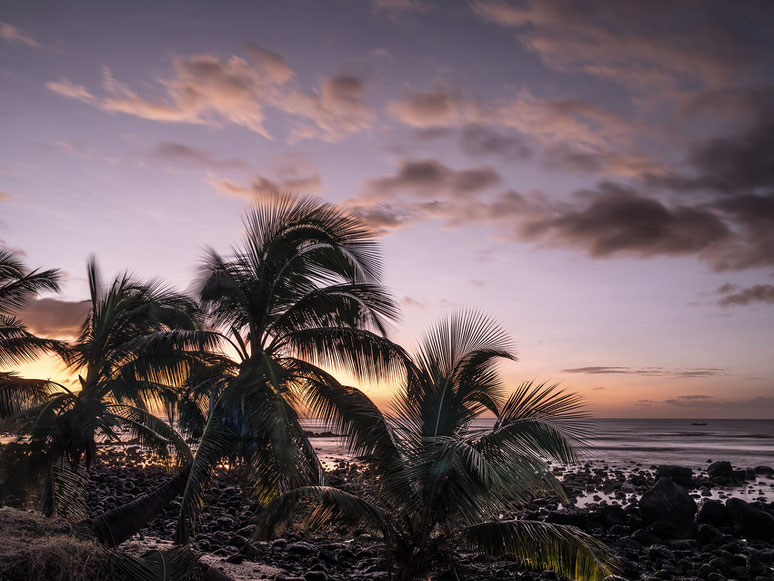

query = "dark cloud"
[717,284,774,307]
[460,125,532,160]
[150,142,250,171]
[363,159,501,199]
[471,0,769,92]
[350,203,421,234]
[543,144,661,178]
[563,366,725,378]
[518,184,731,260]
[20,298,89,339]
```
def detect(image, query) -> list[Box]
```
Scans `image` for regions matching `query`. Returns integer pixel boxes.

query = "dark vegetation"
[1,194,621,580]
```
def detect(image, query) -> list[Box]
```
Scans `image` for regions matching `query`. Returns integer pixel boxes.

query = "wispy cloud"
[146,142,250,171]
[562,366,726,378]
[0,21,41,48]
[716,283,774,307]
[47,46,375,143]
[471,0,764,93]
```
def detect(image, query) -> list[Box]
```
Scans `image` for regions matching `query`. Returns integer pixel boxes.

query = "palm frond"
[39,458,89,519]
[258,485,393,540]
[460,520,617,581]
[0,372,61,418]
[109,404,193,466]
[112,546,198,581]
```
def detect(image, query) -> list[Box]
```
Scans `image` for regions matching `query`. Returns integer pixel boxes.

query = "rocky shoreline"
[81,444,774,581]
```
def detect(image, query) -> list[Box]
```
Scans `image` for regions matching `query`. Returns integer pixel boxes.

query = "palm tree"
[260,312,616,581]
[0,257,212,534]
[174,194,406,543]
[0,248,63,417]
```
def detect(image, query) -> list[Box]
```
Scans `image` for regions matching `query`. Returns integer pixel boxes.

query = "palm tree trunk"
[90,462,191,547]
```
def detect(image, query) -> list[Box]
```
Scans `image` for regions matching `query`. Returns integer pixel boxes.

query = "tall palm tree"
[0,248,62,417]
[0,257,212,528]
[261,312,616,581]
[174,194,406,543]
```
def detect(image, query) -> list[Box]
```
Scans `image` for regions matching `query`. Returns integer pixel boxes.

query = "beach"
[20,418,764,581]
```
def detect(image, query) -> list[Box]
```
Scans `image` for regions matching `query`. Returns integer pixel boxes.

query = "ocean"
[301,418,774,471]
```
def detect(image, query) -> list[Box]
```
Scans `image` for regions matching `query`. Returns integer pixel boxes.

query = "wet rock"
[287,541,318,556]
[655,465,693,486]
[546,507,588,530]
[695,499,727,526]
[707,461,733,480]
[648,520,678,539]
[695,523,725,546]
[640,477,697,537]
[725,498,774,539]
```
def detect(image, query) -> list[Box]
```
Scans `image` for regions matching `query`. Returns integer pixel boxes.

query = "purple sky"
[2,0,773,417]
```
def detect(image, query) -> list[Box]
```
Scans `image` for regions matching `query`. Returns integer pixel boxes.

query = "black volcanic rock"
[655,465,693,485]
[639,477,697,538]
[707,461,734,480]
[696,499,728,526]
[726,498,774,540]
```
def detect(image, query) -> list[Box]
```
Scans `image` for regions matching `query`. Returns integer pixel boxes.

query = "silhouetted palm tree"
[0,257,212,527]
[0,248,62,417]
[174,194,405,543]
[261,312,616,581]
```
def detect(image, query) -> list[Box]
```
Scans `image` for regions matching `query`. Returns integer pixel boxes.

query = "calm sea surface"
[301,418,774,470]
[3,418,772,470]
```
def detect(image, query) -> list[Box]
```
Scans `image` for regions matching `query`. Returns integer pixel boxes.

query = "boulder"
[707,461,733,480]
[546,507,589,530]
[695,523,725,546]
[639,477,697,537]
[696,499,728,526]
[725,498,774,540]
[655,465,693,485]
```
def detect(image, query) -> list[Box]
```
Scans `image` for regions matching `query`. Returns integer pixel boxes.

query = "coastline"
[2,422,773,580]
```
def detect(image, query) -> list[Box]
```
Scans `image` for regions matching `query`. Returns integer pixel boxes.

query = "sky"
[1,0,773,418]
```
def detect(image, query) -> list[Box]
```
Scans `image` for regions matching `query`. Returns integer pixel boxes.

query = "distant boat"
[691,422,707,426]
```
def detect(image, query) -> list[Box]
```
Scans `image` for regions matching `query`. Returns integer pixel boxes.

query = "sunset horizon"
[3,1,773,420]
[2,3,774,579]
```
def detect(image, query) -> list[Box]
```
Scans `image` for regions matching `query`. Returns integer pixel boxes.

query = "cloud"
[389,87,636,149]
[471,1,766,93]
[350,203,422,234]
[362,159,501,200]
[20,298,89,339]
[46,80,95,102]
[717,284,774,307]
[148,142,250,171]
[352,153,770,269]
[562,366,726,378]
[0,21,40,48]
[514,184,731,260]
[460,124,532,160]
[371,0,431,23]
[0,192,11,202]
[543,144,663,178]
[401,295,428,309]
[282,75,376,143]
[47,47,375,142]
[209,169,323,200]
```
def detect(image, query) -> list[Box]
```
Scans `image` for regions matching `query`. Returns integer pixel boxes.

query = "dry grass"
[0,507,117,581]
